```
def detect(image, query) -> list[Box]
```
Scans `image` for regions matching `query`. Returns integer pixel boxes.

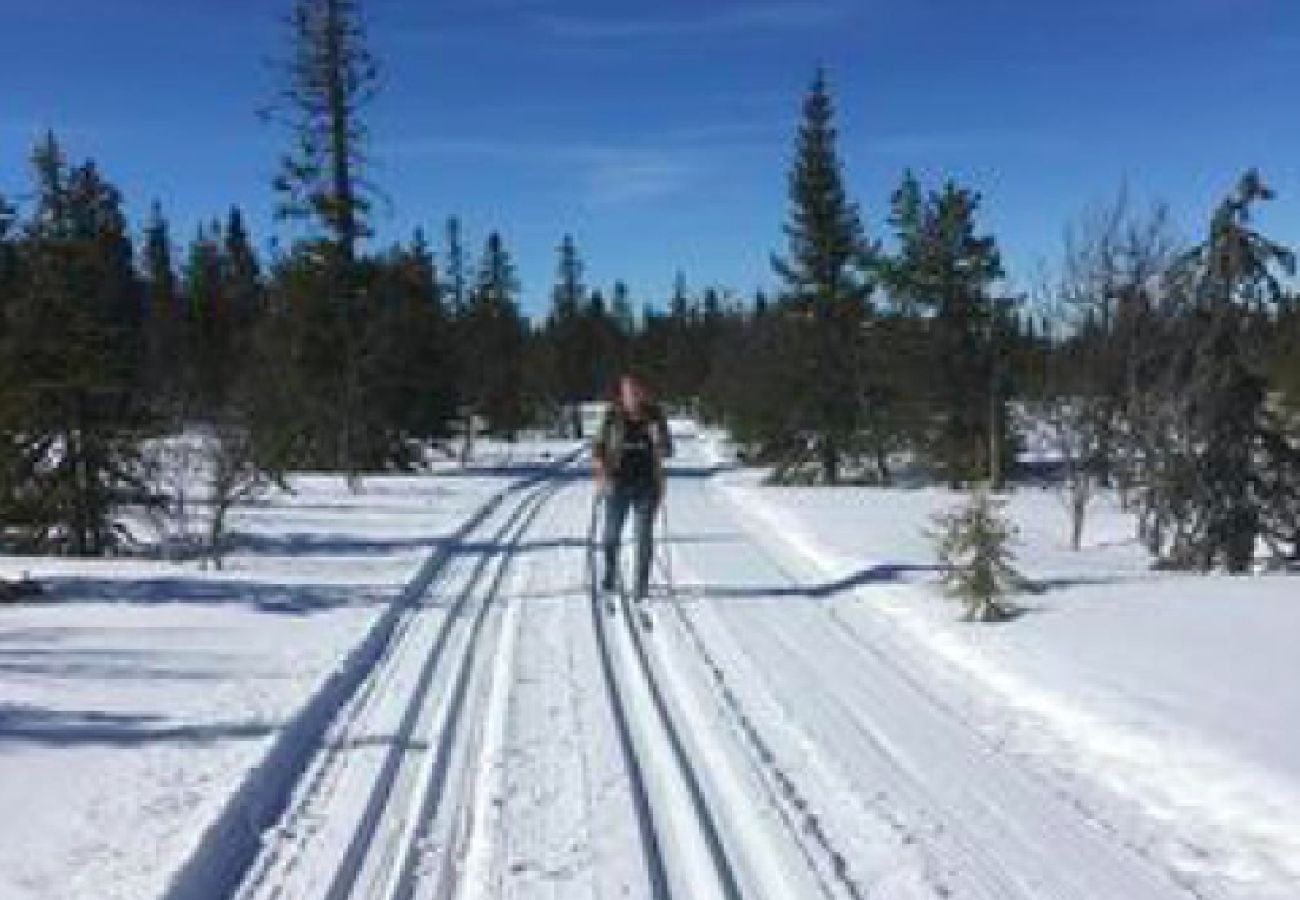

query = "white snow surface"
[701,428,1300,899]
[0,441,572,900]
[3,428,1298,900]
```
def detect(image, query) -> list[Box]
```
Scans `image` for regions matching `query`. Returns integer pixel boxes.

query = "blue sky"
[3,0,1298,315]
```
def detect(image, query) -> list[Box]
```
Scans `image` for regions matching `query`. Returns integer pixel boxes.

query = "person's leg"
[602,486,631,590]
[632,488,657,600]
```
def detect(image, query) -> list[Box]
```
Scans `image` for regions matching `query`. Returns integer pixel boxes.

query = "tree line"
[1,0,1297,574]
[719,71,1300,573]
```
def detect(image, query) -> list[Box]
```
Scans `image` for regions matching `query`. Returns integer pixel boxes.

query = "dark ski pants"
[603,482,659,599]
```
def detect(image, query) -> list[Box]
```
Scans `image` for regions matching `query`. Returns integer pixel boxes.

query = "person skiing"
[593,373,673,601]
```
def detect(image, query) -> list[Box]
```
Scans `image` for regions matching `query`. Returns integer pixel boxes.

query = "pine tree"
[183,222,230,414]
[463,232,526,435]
[141,202,183,411]
[554,234,584,319]
[611,280,636,337]
[223,206,263,329]
[349,234,452,452]
[443,215,467,316]
[272,0,379,263]
[265,0,396,483]
[586,287,620,400]
[143,202,178,324]
[1159,171,1300,571]
[771,69,875,484]
[548,234,588,405]
[660,271,698,402]
[886,177,1005,487]
[932,488,1021,622]
[0,191,23,538]
[1,134,147,554]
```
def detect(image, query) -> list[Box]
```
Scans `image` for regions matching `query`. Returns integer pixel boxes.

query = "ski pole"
[587,482,602,596]
[657,495,675,600]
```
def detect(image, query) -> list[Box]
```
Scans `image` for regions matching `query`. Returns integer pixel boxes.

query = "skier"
[593,373,673,602]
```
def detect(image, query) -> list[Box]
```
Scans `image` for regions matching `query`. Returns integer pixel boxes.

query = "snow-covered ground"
[3,428,1297,900]
[703,429,1300,899]
[0,440,573,900]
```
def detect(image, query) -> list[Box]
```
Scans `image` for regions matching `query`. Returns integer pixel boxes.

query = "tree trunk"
[1069,483,1088,551]
[820,436,839,486]
[208,502,227,572]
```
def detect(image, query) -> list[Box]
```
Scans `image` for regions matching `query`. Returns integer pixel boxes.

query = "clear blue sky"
[3,0,1298,316]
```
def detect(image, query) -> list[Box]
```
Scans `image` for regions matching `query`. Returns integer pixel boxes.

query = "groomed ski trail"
[457,478,832,899]
[661,439,1213,900]
[221,465,571,900]
[175,438,1231,900]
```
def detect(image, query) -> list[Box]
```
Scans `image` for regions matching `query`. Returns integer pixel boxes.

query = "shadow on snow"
[0,703,274,747]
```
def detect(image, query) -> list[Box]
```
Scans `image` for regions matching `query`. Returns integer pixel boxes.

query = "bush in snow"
[139,417,281,569]
[205,416,280,570]
[931,488,1022,622]
[1040,397,1105,551]
[139,434,206,561]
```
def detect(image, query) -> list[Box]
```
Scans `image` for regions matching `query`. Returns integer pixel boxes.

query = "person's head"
[614,373,649,416]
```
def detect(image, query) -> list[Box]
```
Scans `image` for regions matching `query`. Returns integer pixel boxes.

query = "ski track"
[221,463,572,900]
[179,438,1266,900]
[665,462,1207,900]
[483,486,650,899]
[465,476,831,900]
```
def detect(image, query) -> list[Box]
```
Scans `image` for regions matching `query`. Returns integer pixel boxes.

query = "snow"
[3,427,1298,900]
[0,441,572,900]
[482,494,649,898]
[712,454,1300,899]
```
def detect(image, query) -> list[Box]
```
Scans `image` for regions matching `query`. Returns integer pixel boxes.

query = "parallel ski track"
[651,550,861,900]
[585,498,743,900]
[329,473,565,900]
[223,460,573,900]
[668,480,1204,900]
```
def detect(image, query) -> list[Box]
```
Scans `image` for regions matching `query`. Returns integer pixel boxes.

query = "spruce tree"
[223,206,263,329]
[1162,171,1299,571]
[771,69,875,484]
[932,489,1021,622]
[0,191,22,538]
[886,177,1005,487]
[548,234,588,405]
[141,202,183,411]
[368,230,453,441]
[442,215,470,431]
[611,280,636,336]
[660,272,698,402]
[183,222,230,414]
[272,0,379,263]
[2,135,146,554]
[143,202,178,324]
[464,232,526,435]
[443,215,468,316]
[266,0,400,482]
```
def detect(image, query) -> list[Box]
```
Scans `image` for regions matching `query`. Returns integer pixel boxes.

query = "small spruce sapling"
[931,488,1022,622]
